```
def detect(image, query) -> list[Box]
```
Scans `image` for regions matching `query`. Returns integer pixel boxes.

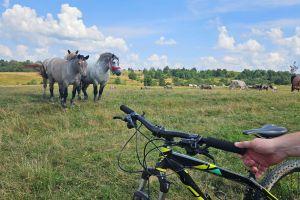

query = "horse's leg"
[70,84,76,106]
[42,77,47,98]
[58,83,64,107]
[77,82,82,100]
[93,84,98,102]
[62,86,68,108]
[49,81,54,102]
[97,84,106,101]
[82,83,89,100]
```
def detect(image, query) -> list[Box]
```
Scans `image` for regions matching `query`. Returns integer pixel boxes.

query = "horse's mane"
[96,52,118,64]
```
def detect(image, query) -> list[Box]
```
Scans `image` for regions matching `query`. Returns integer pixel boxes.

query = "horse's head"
[76,54,89,77]
[65,50,79,60]
[109,54,121,76]
[99,53,122,76]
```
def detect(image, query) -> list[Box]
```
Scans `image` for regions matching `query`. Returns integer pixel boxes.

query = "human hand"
[235,138,287,178]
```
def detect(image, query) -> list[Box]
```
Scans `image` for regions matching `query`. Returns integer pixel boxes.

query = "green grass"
[0,85,300,199]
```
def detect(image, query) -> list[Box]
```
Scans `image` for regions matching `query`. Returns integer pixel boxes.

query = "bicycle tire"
[254,159,300,200]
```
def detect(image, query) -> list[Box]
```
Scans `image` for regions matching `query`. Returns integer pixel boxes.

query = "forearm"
[273,132,300,157]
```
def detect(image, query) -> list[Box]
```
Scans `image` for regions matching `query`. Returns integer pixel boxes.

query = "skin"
[235,132,300,178]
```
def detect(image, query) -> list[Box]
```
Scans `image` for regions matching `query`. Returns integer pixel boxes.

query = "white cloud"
[2,0,9,8]
[217,26,235,50]
[147,54,168,67]
[236,39,264,52]
[0,4,128,56]
[155,36,177,46]
[0,44,12,58]
[259,27,300,56]
[218,26,263,52]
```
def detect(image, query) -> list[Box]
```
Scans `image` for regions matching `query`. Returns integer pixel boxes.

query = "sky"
[1,0,300,71]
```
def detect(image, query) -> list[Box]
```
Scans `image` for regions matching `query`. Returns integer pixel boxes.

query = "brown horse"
[291,75,300,92]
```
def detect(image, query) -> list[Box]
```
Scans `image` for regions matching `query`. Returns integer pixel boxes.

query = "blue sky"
[1,0,300,71]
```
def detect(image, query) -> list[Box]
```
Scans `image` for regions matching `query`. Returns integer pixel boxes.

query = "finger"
[235,141,251,148]
[251,166,258,173]
[243,159,256,167]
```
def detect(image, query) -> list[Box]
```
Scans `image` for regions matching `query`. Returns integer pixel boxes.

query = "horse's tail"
[291,74,297,84]
[23,62,48,79]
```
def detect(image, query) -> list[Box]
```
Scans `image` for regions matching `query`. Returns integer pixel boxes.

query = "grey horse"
[43,54,89,108]
[37,50,78,100]
[78,52,121,101]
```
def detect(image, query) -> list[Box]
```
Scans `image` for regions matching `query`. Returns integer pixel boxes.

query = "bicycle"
[114,105,300,200]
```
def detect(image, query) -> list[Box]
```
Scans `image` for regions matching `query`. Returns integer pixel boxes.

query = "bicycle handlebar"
[119,105,246,155]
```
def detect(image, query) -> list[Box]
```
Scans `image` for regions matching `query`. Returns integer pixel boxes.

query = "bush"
[144,75,153,86]
[114,77,122,84]
[128,70,137,80]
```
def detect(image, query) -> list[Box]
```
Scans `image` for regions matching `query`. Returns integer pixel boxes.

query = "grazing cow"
[200,84,213,89]
[269,84,277,92]
[259,84,269,91]
[188,84,198,88]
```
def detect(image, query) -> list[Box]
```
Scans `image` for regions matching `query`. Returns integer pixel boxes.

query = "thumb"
[235,141,252,148]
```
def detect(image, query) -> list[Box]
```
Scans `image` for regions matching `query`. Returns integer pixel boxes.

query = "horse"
[78,52,121,101]
[291,75,300,92]
[43,54,89,108]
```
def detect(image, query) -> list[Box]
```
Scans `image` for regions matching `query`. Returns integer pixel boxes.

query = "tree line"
[128,66,291,86]
[0,59,292,86]
[0,59,35,72]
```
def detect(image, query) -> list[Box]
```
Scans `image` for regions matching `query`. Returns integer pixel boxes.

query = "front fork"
[134,168,170,200]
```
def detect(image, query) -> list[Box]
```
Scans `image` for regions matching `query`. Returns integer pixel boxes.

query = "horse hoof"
[83,96,88,101]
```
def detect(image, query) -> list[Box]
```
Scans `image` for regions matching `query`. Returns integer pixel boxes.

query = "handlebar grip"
[120,105,135,114]
[204,137,246,155]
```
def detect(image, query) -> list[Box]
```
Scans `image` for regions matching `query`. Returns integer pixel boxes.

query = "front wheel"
[255,159,300,199]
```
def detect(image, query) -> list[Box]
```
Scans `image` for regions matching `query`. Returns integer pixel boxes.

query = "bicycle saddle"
[243,124,288,138]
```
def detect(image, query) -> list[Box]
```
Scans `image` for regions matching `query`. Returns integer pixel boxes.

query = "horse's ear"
[68,50,71,54]
[85,55,89,60]
[75,50,78,54]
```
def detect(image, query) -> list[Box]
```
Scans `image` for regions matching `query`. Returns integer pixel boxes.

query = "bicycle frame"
[136,147,278,200]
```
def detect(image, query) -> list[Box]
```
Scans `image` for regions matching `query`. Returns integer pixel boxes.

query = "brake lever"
[124,115,136,129]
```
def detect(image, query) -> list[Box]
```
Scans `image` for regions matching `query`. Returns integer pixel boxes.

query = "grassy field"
[0,80,300,199]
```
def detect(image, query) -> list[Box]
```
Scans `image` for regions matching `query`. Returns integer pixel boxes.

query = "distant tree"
[144,75,153,86]
[128,70,137,80]
[159,77,166,86]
